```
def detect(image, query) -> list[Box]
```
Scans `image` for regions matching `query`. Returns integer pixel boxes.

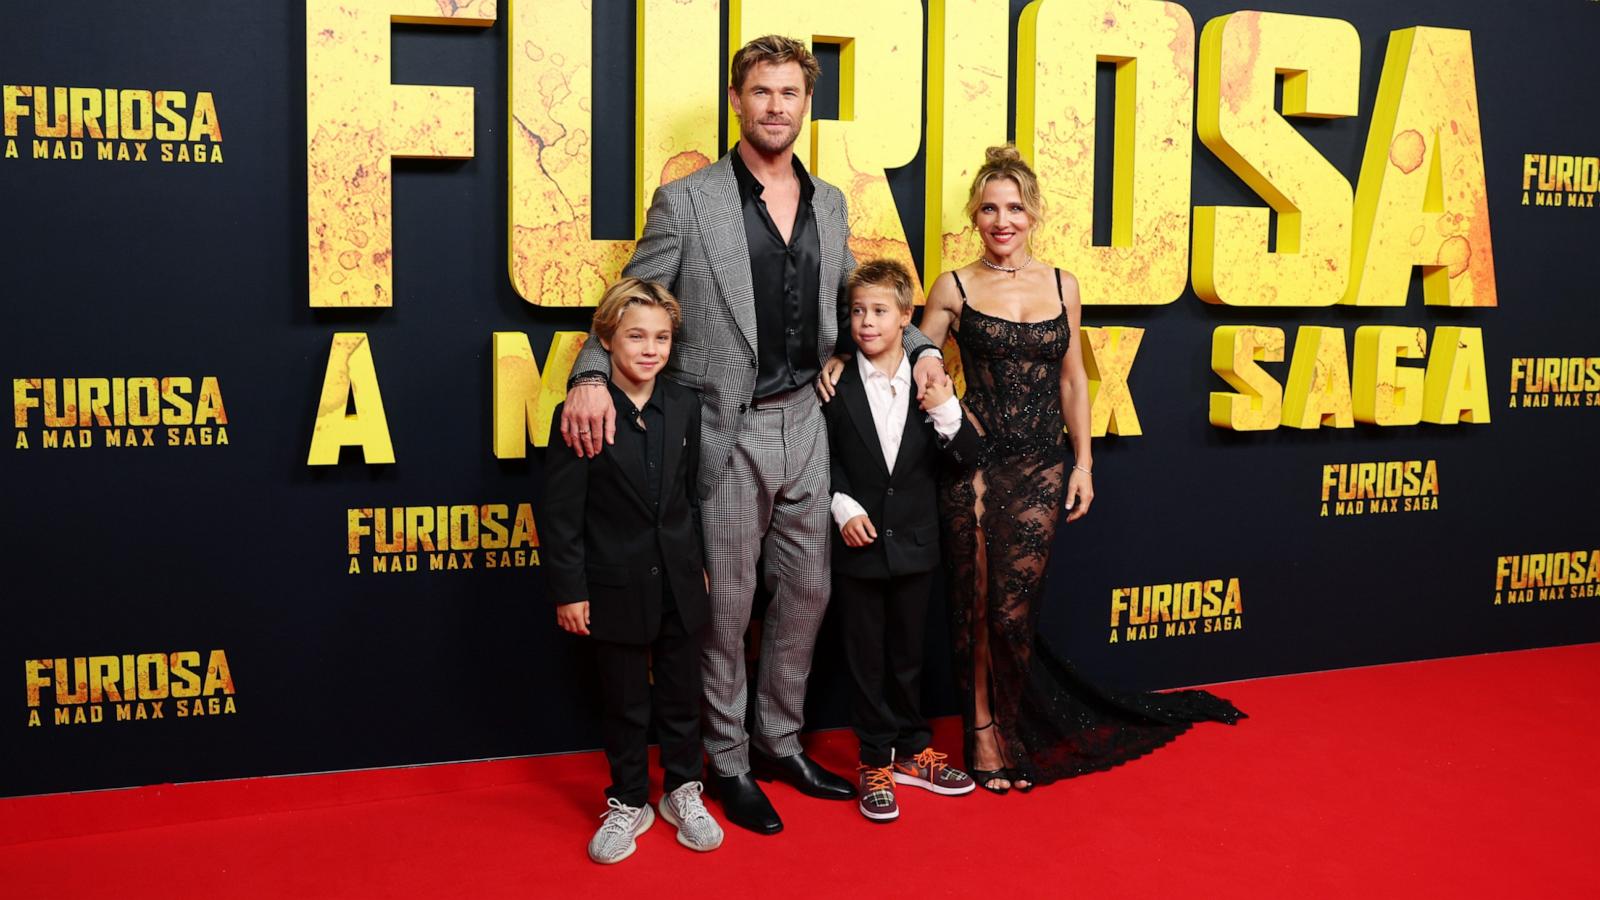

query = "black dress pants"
[594,606,704,807]
[837,570,934,767]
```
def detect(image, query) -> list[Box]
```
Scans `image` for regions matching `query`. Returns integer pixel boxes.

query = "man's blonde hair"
[730,34,821,93]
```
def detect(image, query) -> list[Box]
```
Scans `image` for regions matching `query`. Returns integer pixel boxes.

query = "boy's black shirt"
[543,378,708,643]
[606,379,666,510]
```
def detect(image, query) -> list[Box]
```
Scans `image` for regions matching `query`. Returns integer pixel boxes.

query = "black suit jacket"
[823,360,981,579]
[543,380,710,644]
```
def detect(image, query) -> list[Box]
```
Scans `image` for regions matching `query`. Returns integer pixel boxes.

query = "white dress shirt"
[831,352,962,530]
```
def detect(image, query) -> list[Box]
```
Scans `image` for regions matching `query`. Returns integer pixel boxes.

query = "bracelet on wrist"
[1072,463,1092,476]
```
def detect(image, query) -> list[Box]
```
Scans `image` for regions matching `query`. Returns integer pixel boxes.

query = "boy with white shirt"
[822,260,980,822]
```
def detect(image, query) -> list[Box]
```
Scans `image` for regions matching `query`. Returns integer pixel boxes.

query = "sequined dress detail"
[939,270,1243,785]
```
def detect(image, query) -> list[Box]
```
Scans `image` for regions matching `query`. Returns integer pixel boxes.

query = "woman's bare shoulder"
[1053,268,1082,305]
[926,268,970,310]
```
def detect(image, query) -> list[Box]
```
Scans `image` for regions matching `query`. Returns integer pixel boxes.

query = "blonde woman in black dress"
[910,146,1242,792]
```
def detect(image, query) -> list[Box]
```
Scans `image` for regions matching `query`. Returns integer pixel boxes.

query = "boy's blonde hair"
[592,278,682,342]
[847,259,915,314]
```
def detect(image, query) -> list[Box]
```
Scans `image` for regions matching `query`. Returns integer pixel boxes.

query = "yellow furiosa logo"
[1521,155,1598,208]
[23,650,237,728]
[12,377,228,450]
[1108,578,1243,644]
[1320,459,1439,517]
[1508,357,1600,408]
[1494,550,1600,605]
[3,86,223,164]
[346,503,540,574]
[300,5,1502,466]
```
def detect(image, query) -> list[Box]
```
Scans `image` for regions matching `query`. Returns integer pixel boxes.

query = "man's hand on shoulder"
[816,354,849,402]
[559,380,616,458]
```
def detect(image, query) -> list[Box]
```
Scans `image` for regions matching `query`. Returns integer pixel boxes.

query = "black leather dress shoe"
[751,751,856,800]
[710,772,783,834]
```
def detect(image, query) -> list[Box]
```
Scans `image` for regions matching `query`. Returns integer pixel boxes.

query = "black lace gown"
[939,271,1244,786]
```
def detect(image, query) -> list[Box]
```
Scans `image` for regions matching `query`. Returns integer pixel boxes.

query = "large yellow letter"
[1344,27,1496,307]
[1353,325,1426,425]
[1018,0,1194,305]
[509,1,637,306]
[1081,327,1143,436]
[732,0,926,298]
[493,331,587,457]
[637,0,721,234]
[1210,326,1283,431]
[308,333,395,465]
[925,0,1009,280]
[306,0,494,307]
[1193,12,1359,307]
[1422,326,1490,424]
[1281,326,1354,429]
[510,0,719,307]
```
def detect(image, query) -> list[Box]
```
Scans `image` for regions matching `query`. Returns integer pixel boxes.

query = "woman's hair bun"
[965,143,1043,224]
[984,144,1024,165]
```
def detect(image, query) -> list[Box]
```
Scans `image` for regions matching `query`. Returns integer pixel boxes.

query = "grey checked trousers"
[700,387,831,776]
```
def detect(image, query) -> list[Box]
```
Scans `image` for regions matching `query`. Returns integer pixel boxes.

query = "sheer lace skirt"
[940,451,1244,785]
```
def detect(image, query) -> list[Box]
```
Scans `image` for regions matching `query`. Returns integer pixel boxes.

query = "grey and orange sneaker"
[892,747,976,796]
[857,764,899,822]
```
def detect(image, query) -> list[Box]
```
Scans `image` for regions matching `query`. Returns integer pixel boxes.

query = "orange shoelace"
[860,765,895,796]
[901,748,949,777]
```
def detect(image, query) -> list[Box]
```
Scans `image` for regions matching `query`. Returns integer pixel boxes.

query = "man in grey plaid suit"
[561,35,947,835]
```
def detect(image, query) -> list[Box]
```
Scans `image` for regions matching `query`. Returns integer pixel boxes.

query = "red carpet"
[3,644,1596,898]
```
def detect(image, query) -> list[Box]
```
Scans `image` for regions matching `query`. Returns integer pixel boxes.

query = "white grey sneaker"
[658,781,724,852]
[587,797,655,864]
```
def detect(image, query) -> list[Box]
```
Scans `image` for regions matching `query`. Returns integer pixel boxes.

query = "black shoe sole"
[726,816,784,835]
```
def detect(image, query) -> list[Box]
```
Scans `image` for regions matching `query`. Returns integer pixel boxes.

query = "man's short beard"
[739,116,802,155]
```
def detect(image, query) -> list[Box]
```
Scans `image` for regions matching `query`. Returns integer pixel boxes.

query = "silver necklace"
[981,254,1032,274]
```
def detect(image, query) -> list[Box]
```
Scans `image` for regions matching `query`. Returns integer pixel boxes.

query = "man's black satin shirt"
[730,146,822,400]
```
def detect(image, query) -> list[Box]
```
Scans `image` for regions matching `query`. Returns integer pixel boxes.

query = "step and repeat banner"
[4,0,1597,797]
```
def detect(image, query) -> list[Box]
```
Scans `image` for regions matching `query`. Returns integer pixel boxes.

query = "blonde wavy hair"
[964,144,1045,225]
[592,278,682,343]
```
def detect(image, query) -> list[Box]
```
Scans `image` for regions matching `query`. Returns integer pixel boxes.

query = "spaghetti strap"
[952,270,968,299]
[1054,268,1064,307]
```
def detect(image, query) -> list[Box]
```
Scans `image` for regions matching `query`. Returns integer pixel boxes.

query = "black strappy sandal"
[971,721,1011,795]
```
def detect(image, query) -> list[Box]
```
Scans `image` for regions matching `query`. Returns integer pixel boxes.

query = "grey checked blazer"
[572,152,934,497]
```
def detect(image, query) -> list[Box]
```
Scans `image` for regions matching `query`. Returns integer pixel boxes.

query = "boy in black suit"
[545,278,723,863]
[823,260,979,822]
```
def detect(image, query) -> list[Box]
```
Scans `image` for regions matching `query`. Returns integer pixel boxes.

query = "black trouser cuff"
[605,786,649,808]
[858,746,893,767]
